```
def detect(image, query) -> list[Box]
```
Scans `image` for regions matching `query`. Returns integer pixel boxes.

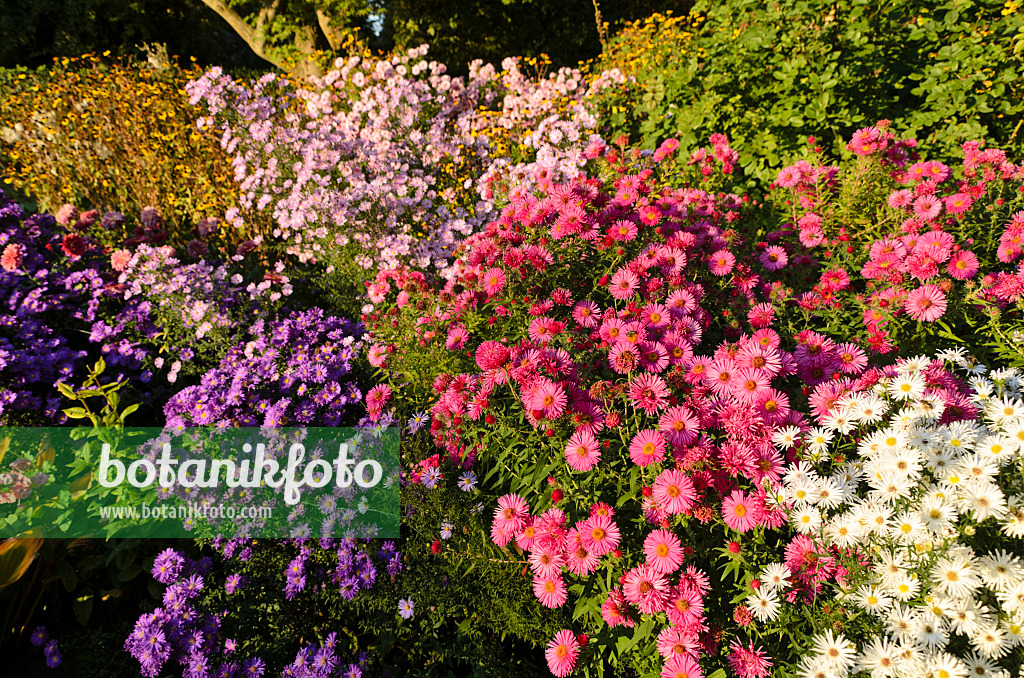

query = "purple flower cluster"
[281,635,367,678]
[125,549,223,678]
[186,45,625,280]
[29,625,62,668]
[101,243,291,384]
[0,190,109,422]
[163,308,364,427]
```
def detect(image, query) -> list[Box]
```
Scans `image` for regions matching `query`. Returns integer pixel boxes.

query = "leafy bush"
[591,0,1024,184]
[0,55,238,242]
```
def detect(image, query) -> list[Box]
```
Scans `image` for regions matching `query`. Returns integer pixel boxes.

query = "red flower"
[60,233,87,258]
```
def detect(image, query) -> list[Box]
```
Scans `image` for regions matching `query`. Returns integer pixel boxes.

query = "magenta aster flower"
[731,368,769,404]
[601,588,633,628]
[759,246,788,271]
[665,585,704,627]
[564,430,601,471]
[904,284,947,322]
[565,532,600,577]
[630,374,670,415]
[365,384,392,412]
[652,469,696,515]
[643,529,685,574]
[946,250,979,279]
[661,653,703,678]
[623,564,669,614]
[533,575,567,609]
[481,267,506,296]
[609,268,640,300]
[912,194,942,220]
[728,641,773,678]
[708,249,735,276]
[658,406,697,448]
[545,629,580,677]
[581,514,620,556]
[629,429,666,466]
[529,546,566,580]
[609,342,640,374]
[571,300,600,327]
[475,341,509,370]
[722,489,759,532]
[656,626,698,660]
[493,493,529,533]
[527,378,567,419]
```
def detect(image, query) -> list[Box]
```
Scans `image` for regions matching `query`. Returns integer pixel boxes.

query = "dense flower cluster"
[363,126,1024,676]
[761,124,1024,355]
[187,45,624,277]
[129,540,396,678]
[164,308,364,427]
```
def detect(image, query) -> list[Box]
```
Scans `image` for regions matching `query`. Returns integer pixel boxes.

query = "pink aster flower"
[656,626,699,660]
[529,546,566,579]
[481,267,506,295]
[629,429,666,466]
[599,317,626,343]
[533,575,567,609]
[527,378,567,419]
[754,388,790,424]
[887,189,914,209]
[746,303,775,329]
[665,585,704,627]
[1,243,24,272]
[639,341,671,373]
[445,325,469,350]
[912,194,942,220]
[665,289,697,316]
[722,489,759,532]
[759,246,788,271]
[493,493,529,534]
[946,250,979,279]
[581,514,620,556]
[642,303,670,328]
[728,641,773,678]
[609,268,640,300]
[644,529,685,574]
[731,368,769,404]
[835,342,868,374]
[609,342,640,374]
[630,374,670,415]
[708,249,735,276]
[706,358,737,397]
[565,532,600,577]
[610,219,639,241]
[572,300,600,328]
[652,469,696,515]
[545,629,579,677]
[602,588,633,628]
[365,384,391,412]
[658,406,697,448]
[904,284,947,322]
[944,192,973,215]
[476,341,510,370]
[775,166,800,188]
[564,430,601,472]
[661,651,704,678]
[623,564,669,614]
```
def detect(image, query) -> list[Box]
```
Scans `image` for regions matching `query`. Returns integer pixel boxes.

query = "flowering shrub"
[591,1,1024,182]
[0,55,238,239]
[361,127,1024,676]
[186,45,625,286]
[127,540,398,677]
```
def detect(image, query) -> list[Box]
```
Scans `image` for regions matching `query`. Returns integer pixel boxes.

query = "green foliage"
[592,0,1024,185]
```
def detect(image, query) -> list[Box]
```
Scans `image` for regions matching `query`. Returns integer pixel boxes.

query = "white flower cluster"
[780,352,1024,678]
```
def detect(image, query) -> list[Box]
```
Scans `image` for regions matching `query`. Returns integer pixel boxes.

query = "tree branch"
[316,9,344,52]
[198,0,286,70]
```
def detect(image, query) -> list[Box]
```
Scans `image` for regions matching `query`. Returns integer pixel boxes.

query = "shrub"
[591,0,1024,184]
[0,55,238,243]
